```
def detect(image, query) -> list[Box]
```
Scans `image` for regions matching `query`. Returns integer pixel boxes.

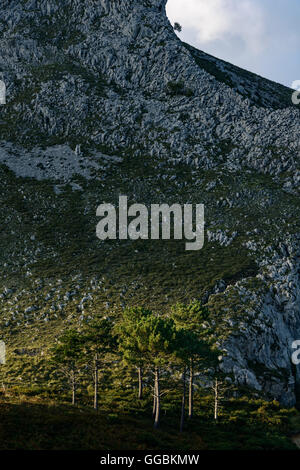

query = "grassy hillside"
[0,392,299,450]
[1,152,298,344]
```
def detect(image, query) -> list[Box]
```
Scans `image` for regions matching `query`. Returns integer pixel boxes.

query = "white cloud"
[166,0,266,54]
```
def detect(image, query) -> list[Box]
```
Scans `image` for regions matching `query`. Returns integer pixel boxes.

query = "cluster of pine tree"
[50,301,223,430]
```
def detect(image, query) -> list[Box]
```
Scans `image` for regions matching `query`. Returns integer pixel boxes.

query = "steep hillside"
[0,0,299,406]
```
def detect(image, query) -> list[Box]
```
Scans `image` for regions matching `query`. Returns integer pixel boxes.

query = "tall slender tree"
[171,301,213,420]
[212,378,230,421]
[145,315,177,429]
[174,327,216,431]
[173,328,190,433]
[116,307,153,400]
[82,317,116,410]
[117,308,177,428]
[51,329,84,405]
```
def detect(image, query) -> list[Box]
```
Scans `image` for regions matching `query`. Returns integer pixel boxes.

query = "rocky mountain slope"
[0,0,299,406]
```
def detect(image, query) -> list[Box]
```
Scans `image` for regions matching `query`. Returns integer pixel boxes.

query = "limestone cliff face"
[0,1,299,404]
[219,237,300,406]
[1,0,299,187]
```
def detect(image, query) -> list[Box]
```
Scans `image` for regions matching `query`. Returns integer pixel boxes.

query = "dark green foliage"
[83,316,116,357]
[173,23,182,33]
[81,316,116,409]
[51,330,83,366]
[50,330,84,405]
[166,81,194,97]
[171,300,209,332]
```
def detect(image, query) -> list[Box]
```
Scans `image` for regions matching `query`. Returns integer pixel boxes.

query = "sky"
[166,0,300,88]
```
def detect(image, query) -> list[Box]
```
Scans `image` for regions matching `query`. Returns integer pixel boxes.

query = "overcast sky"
[166,0,300,88]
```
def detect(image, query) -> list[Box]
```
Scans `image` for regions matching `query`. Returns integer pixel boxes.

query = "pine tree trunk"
[94,353,99,410]
[71,370,76,405]
[152,386,156,418]
[154,367,160,429]
[214,379,218,421]
[188,359,194,419]
[180,367,186,433]
[138,367,143,400]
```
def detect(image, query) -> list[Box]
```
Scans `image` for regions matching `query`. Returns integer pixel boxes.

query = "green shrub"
[166,81,193,97]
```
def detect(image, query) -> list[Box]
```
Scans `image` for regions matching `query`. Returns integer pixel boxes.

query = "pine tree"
[50,330,84,405]
[174,327,216,431]
[116,307,152,400]
[171,301,213,420]
[145,315,177,429]
[212,378,229,421]
[82,317,116,410]
[174,22,182,33]
[116,307,153,400]
[117,308,177,428]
